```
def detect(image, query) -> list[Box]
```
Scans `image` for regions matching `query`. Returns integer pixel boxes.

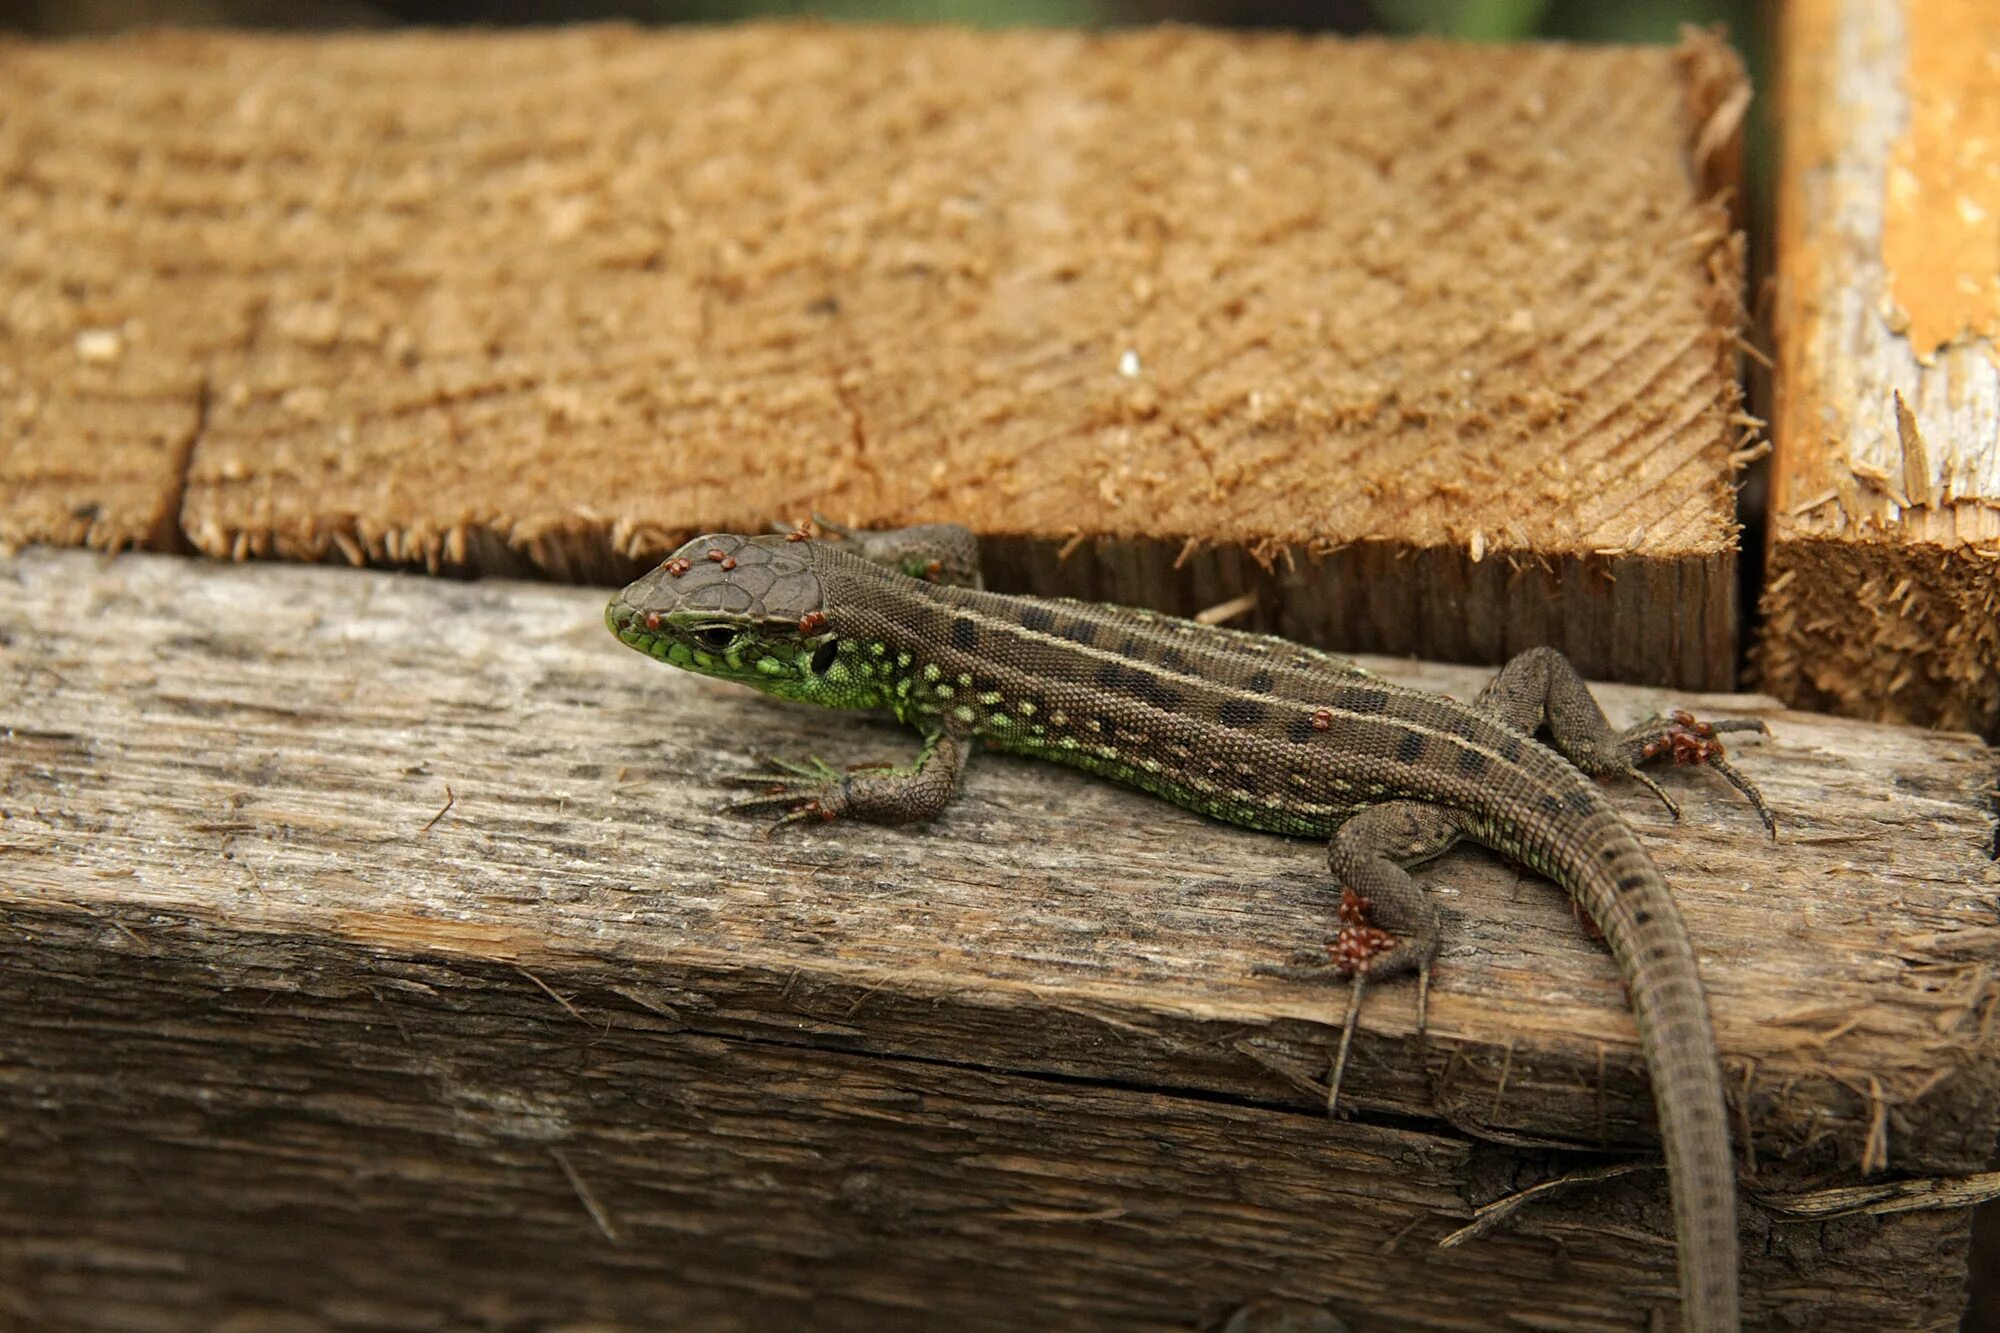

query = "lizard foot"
[716,753,854,835]
[1619,710,1776,837]
[1253,890,1429,1118]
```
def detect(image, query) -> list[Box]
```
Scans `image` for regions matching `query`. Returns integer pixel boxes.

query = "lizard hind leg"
[1257,800,1462,1117]
[1621,710,1776,836]
[1475,645,1775,835]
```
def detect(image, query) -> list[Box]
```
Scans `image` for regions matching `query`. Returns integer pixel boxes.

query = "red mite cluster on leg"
[797,611,828,636]
[663,557,693,577]
[1332,887,1397,976]
[1641,709,1730,767]
[1311,708,1335,730]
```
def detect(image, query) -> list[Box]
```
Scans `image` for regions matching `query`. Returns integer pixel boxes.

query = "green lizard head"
[606,533,889,711]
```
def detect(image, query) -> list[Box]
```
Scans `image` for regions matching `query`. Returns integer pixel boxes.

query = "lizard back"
[808,543,1740,1328]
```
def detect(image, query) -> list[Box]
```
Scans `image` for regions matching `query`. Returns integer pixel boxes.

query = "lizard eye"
[696,625,738,650]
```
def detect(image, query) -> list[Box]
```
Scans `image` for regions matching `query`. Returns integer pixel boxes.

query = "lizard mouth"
[605,596,669,658]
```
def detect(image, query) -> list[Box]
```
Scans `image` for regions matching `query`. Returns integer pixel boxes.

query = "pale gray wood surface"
[2,549,1995,1330]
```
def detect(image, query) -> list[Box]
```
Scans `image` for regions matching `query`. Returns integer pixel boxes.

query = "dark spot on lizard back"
[1159,647,1188,671]
[1020,605,1055,633]
[1286,715,1321,744]
[1246,669,1274,694]
[1218,698,1268,729]
[1568,791,1597,816]
[950,616,978,651]
[1455,748,1487,777]
[1334,686,1388,714]
[1061,619,1098,646]
[1095,661,1182,712]
[1394,730,1426,764]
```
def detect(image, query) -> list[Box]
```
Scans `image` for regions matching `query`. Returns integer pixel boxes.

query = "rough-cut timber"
[2,550,1996,1331]
[0,24,1752,687]
[1759,0,2000,736]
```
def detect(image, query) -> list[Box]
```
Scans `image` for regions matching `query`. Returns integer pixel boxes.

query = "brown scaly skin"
[608,524,1772,1333]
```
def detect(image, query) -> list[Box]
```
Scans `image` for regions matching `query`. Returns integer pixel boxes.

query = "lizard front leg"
[1258,800,1462,1115]
[1475,646,1774,834]
[720,722,972,832]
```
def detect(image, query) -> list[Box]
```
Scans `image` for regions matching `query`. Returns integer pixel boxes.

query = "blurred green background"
[1,0,1759,47]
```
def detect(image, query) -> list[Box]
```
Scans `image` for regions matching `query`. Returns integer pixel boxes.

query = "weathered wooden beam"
[1758,0,2000,736]
[2,550,1994,1329]
[0,24,1751,687]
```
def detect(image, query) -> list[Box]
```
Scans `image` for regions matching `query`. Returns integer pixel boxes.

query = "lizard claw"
[1252,902,1394,983]
[1624,768,1683,822]
[1328,975,1366,1119]
[1252,889,1419,1119]
[760,801,842,839]
[716,753,851,830]
[736,752,844,783]
[720,786,847,832]
[1622,710,1777,837]
[1700,751,1776,837]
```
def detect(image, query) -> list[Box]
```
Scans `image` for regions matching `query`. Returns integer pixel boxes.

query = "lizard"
[606,523,1772,1333]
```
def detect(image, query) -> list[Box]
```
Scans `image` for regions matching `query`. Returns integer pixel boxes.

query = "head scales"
[617,533,823,623]
[605,533,888,712]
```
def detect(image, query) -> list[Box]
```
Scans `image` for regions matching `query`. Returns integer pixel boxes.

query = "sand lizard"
[607,523,1772,1332]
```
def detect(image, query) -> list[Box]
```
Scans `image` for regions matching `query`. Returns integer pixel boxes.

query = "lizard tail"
[1563,807,1740,1333]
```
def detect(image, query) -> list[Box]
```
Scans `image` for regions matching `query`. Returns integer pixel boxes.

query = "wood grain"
[1759,0,2000,735]
[0,24,1751,687]
[1,550,1995,1329]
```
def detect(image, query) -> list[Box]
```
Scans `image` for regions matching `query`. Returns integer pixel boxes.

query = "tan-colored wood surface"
[0,24,1752,687]
[2,549,1994,1329]
[1760,0,2000,735]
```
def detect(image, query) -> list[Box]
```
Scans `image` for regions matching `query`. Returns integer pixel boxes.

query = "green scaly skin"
[609,525,1773,1333]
